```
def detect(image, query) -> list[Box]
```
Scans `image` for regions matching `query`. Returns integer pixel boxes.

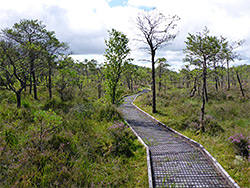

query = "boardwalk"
[119,91,238,188]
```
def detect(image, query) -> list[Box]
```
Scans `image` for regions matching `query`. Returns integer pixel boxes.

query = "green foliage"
[104,28,132,105]
[0,90,16,104]
[4,129,18,147]
[0,19,68,107]
[55,57,78,102]
[107,122,137,157]
[97,103,122,122]
[0,86,147,187]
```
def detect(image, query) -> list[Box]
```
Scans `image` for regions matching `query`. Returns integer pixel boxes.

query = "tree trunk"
[49,68,52,99]
[32,69,38,100]
[214,62,218,91]
[204,62,208,102]
[29,71,32,94]
[200,58,207,132]
[16,90,22,108]
[24,75,27,91]
[215,76,218,91]
[48,61,52,99]
[200,84,205,133]
[30,59,38,100]
[236,71,245,97]
[190,77,197,97]
[158,68,162,92]
[186,74,190,88]
[151,50,157,113]
[98,83,102,99]
[112,84,116,104]
[205,82,208,102]
[126,77,131,90]
[130,79,133,92]
[227,58,230,90]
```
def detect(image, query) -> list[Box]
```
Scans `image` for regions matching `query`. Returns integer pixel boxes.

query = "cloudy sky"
[1,0,250,70]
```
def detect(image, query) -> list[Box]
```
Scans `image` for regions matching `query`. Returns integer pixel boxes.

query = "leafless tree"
[134,9,180,113]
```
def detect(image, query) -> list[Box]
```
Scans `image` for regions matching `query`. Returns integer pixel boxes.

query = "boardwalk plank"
[119,91,238,188]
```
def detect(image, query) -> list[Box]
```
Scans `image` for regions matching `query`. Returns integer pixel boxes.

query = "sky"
[0,0,250,70]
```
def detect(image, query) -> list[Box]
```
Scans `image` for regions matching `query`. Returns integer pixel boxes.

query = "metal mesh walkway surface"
[119,91,238,188]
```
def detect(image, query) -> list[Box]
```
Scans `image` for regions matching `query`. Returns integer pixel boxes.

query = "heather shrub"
[208,90,227,101]
[4,128,18,147]
[228,133,250,160]
[203,115,224,135]
[97,103,122,122]
[108,122,137,157]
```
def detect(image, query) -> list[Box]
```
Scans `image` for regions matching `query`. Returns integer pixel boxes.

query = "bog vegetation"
[0,19,149,187]
[0,10,250,187]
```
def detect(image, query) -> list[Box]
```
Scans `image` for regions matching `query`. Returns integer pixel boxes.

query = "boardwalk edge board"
[124,119,153,188]
[131,92,240,188]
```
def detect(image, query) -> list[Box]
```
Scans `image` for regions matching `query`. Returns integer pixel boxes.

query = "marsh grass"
[134,87,250,187]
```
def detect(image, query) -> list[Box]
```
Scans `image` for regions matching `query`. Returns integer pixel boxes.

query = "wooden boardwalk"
[119,91,239,188]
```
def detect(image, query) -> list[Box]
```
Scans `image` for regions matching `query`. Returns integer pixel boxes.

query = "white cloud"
[0,0,249,68]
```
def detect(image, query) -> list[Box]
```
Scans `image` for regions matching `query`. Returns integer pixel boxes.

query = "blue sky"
[0,0,250,70]
[108,0,155,11]
[108,0,128,7]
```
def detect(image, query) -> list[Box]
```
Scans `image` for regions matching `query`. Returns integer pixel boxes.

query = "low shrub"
[203,115,224,135]
[97,103,122,122]
[43,98,73,113]
[108,122,137,157]
[0,89,148,188]
[228,133,250,161]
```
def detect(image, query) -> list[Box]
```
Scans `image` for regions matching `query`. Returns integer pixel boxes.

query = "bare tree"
[135,9,180,113]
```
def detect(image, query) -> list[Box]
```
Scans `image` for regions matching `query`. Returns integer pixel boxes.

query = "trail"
[119,90,238,188]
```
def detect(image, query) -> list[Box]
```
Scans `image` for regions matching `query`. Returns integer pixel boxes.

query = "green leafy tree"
[0,19,68,106]
[179,65,191,88]
[135,9,180,113]
[184,27,221,132]
[189,68,202,97]
[104,29,132,105]
[156,57,169,92]
[2,19,66,100]
[55,56,77,102]
[44,32,69,99]
[0,40,27,107]
[124,62,137,92]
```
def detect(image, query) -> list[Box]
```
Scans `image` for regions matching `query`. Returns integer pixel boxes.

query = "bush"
[0,88,148,188]
[0,91,16,104]
[228,133,250,161]
[97,103,122,122]
[71,102,95,119]
[203,115,224,135]
[43,98,73,113]
[21,99,31,108]
[208,90,227,101]
[108,122,137,157]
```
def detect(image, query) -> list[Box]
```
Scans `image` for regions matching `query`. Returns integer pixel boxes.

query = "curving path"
[119,90,239,188]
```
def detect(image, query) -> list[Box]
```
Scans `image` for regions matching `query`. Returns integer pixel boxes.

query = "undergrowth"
[0,89,148,187]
